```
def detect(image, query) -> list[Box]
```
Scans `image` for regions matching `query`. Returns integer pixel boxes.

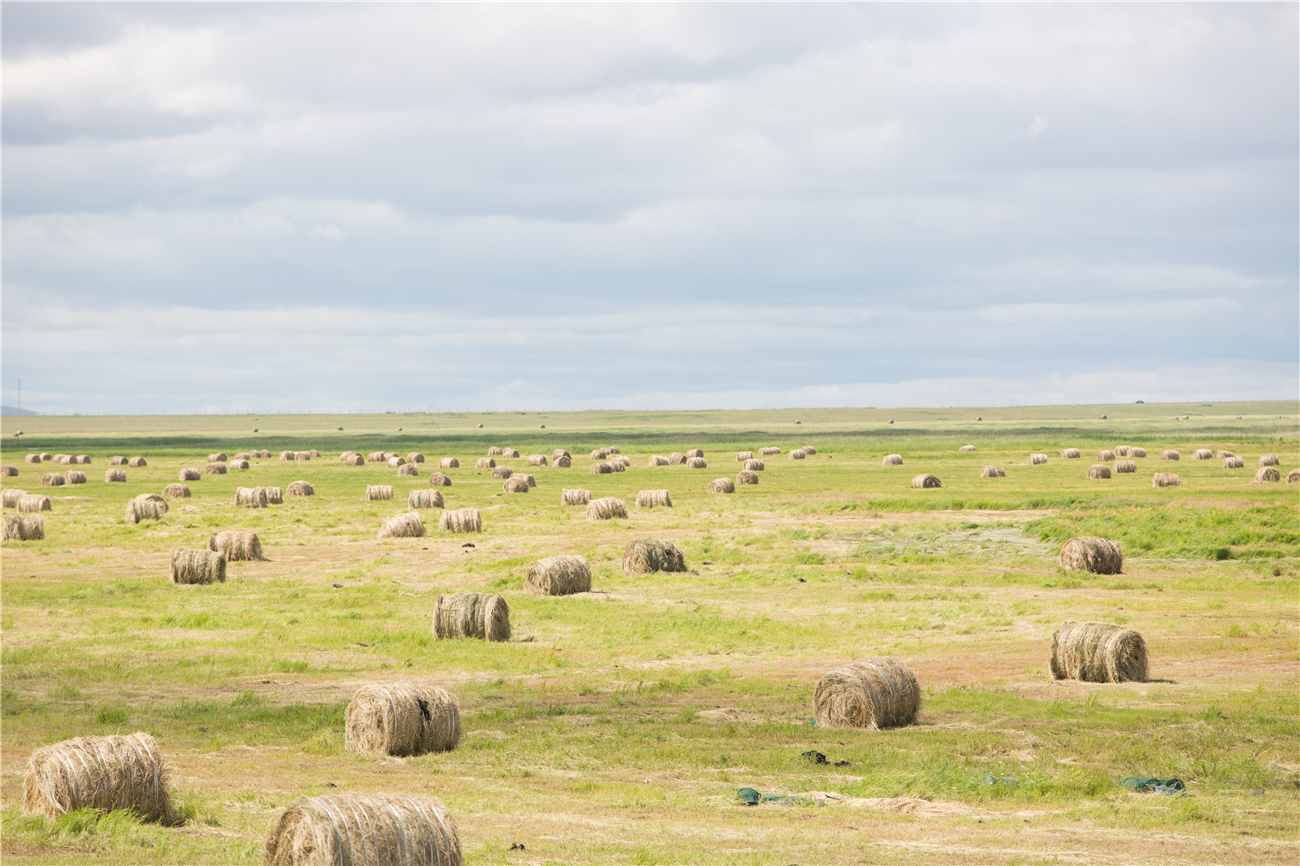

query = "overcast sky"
[3,2,1296,414]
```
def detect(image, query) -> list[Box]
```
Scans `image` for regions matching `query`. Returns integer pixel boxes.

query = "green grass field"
[2,402,1297,864]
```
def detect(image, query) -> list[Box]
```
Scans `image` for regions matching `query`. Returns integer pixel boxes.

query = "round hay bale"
[41,473,65,487]
[1193,448,1212,460]
[1214,450,1233,459]
[2,488,27,507]
[958,445,976,453]
[398,463,420,477]
[1287,468,1300,484]
[17,494,51,512]
[1,465,17,476]
[1087,464,1112,479]
[789,448,807,460]
[127,457,147,468]
[488,447,504,456]
[526,555,592,595]
[254,450,269,459]
[707,477,735,494]
[230,459,250,470]
[476,457,496,469]
[500,448,520,459]
[428,472,451,487]
[635,489,672,508]
[910,474,941,489]
[1028,453,1048,465]
[75,455,91,464]
[1259,454,1280,466]
[1050,621,1147,683]
[105,468,127,483]
[22,732,179,825]
[648,455,670,467]
[178,467,201,481]
[24,454,42,464]
[233,452,251,461]
[1152,472,1181,488]
[554,455,572,468]
[367,451,387,463]
[307,449,321,459]
[387,456,406,468]
[439,457,459,469]
[407,452,425,464]
[208,452,227,463]
[621,539,686,576]
[1159,450,1180,461]
[408,489,444,509]
[562,488,590,506]
[590,461,613,474]
[63,470,86,485]
[1060,448,1081,459]
[205,462,227,475]
[736,470,759,485]
[163,483,191,498]
[1255,466,1281,483]
[433,592,510,641]
[1059,537,1122,574]
[365,485,394,501]
[39,452,52,460]
[341,452,364,466]
[802,446,817,455]
[265,487,284,505]
[170,549,225,584]
[686,457,707,469]
[1223,455,1244,469]
[1131,448,1147,458]
[1097,450,1115,462]
[126,493,169,525]
[503,476,529,493]
[109,456,127,465]
[52,454,71,465]
[439,508,481,533]
[293,451,311,461]
[491,466,513,479]
[759,446,781,456]
[813,658,920,730]
[684,448,704,459]
[264,792,461,866]
[1115,460,1136,473]
[668,452,685,464]
[235,487,268,509]
[743,459,765,472]
[528,454,548,466]
[553,449,571,460]
[736,450,754,461]
[980,465,1005,478]
[513,473,535,488]
[586,497,628,520]
[881,454,903,465]
[209,530,264,561]
[344,684,460,757]
[1115,446,1133,457]
[287,481,314,497]
[379,512,425,538]
[3,513,44,541]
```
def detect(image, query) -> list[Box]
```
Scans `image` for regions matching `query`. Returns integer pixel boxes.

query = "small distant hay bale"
[408,489,444,509]
[1097,450,1115,462]
[125,494,168,525]
[743,459,765,471]
[205,462,227,475]
[2,488,27,507]
[1028,453,1048,465]
[387,456,406,468]
[1061,448,1081,459]
[1286,468,1300,484]
[233,452,251,461]
[208,452,228,463]
[980,466,1005,478]
[554,455,572,468]
[958,445,976,453]
[378,512,425,538]
[52,454,71,464]
[434,592,510,641]
[736,470,759,485]
[1050,621,1147,683]
[440,457,460,469]
[707,477,735,494]
[109,456,127,465]
[63,471,86,485]
[1,465,16,476]
[230,459,250,470]
[586,497,628,520]
[210,530,264,561]
[684,448,703,459]
[1060,537,1123,573]
[398,463,419,476]
[264,487,283,505]
[562,488,590,505]
[491,465,513,479]
[179,467,200,481]
[127,457,147,468]
[648,455,670,466]
[367,451,387,463]
[1193,448,1212,460]
[881,454,903,465]
[163,483,191,498]
[24,454,42,464]
[1255,466,1281,483]
[686,457,708,469]
[910,474,941,489]
[803,446,818,455]
[1115,460,1136,473]
[528,454,548,466]
[439,508,481,533]
[1160,450,1180,461]
[170,549,225,585]
[813,657,921,730]
[41,473,65,487]
[1259,454,1280,466]
[759,446,781,456]
[344,684,460,757]
[1131,448,1146,457]
[609,460,627,473]
[636,489,672,508]
[1087,464,1112,479]
[1152,473,1181,488]
[1214,450,1233,459]
[488,447,504,456]
[1223,456,1244,469]
[407,452,425,464]
[590,461,613,474]
[3,514,43,541]
[476,457,496,469]
[341,452,364,466]
[1115,446,1132,457]
[235,487,268,508]
[517,473,536,488]
[789,448,807,460]
[365,485,393,501]
[74,455,91,464]
[526,555,592,595]
[264,793,461,866]
[552,449,571,460]
[18,494,51,512]
[307,449,321,459]
[287,481,314,497]
[736,450,754,461]
[428,472,451,487]
[294,451,312,461]
[668,452,685,464]
[621,539,686,576]
[501,448,520,459]
[503,476,529,493]
[22,732,179,825]
[39,452,52,460]
[257,450,273,459]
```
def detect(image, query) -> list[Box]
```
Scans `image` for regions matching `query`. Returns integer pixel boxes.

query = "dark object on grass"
[802,750,827,765]
[1120,777,1184,795]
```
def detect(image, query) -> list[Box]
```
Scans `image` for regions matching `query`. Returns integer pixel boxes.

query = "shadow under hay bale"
[23,732,179,825]
[428,472,451,487]
[171,549,226,584]
[126,494,169,525]
[813,658,920,730]
[408,489,444,509]
[707,478,735,494]
[526,554,592,595]
[365,485,394,501]
[345,684,460,757]
[264,792,461,866]
[1114,460,1136,473]
[209,530,264,561]
[235,487,268,508]
[433,592,510,641]
[736,470,759,485]
[41,473,65,487]
[1152,473,1181,488]
[980,465,1005,478]
[1059,536,1122,574]
[1256,466,1281,483]
[1050,621,1147,683]
[1087,464,1111,479]
[881,454,903,465]
[379,512,425,539]
[586,497,628,520]
[17,494,51,513]
[439,508,481,533]
[621,539,686,576]
[910,474,941,489]
[636,489,672,508]
[3,513,43,541]
[287,481,313,497]
[562,488,590,506]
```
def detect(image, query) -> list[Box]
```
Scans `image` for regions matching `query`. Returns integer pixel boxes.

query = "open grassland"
[2,402,1298,864]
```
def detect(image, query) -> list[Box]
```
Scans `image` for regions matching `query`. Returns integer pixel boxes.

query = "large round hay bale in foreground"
[205,462,227,475]
[287,481,314,497]
[686,457,708,469]
[126,494,169,525]
[621,539,686,576]
[428,472,451,487]
[209,530,264,561]
[910,474,941,489]
[365,485,393,501]
[1050,621,1147,683]
[434,592,510,641]
[3,513,43,541]
[378,512,425,538]
[707,477,735,494]
[526,555,592,595]
[22,732,179,825]
[1223,456,1244,469]
[2,488,26,507]
[562,488,590,506]
[503,476,529,493]
[980,465,1005,478]
[636,489,672,508]
[162,483,191,499]
[344,684,460,757]
[439,508,481,533]
[881,454,903,465]
[1259,454,1280,466]
[1159,450,1180,461]
[105,468,127,482]
[813,658,920,730]
[17,494,51,513]
[586,497,628,520]
[408,489,444,509]
[1152,473,1181,488]
[264,793,461,866]
[1255,466,1281,483]
[1028,453,1048,465]
[127,457,147,468]
[736,470,759,485]
[1059,536,1122,574]
[170,549,226,585]
[179,467,201,481]
[235,487,268,508]
[1087,464,1112,479]
[1114,460,1136,473]
[41,473,65,487]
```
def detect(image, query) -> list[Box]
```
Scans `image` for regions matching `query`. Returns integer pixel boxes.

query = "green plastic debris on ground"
[1120,776,1186,795]
[981,773,1020,787]
[735,787,818,807]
